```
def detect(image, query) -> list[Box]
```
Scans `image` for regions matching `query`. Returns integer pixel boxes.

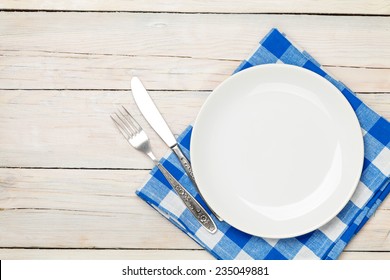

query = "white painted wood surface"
[0,1,389,260]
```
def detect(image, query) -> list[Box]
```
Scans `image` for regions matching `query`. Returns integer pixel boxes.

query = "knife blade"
[131,77,177,148]
[131,77,222,221]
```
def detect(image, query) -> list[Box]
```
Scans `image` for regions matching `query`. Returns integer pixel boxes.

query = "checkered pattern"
[136,28,390,260]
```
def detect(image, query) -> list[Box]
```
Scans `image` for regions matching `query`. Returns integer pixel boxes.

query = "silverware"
[131,77,222,221]
[111,106,217,234]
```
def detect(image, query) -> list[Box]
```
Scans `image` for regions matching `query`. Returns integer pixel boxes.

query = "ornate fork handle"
[156,163,217,233]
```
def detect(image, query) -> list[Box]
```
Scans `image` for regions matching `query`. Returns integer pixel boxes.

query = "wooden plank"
[0,91,389,168]
[0,90,205,168]
[0,207,389,250]
[0,249,389,260]
[0,0,389,15]
[1,50,390,92]
[336,252,390,260]
[0,13,389,74]
[0,249,213,260]
[0,168,198,249]
[0,168,389,250]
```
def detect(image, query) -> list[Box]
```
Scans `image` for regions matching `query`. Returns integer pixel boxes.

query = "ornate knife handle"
[171,144,223,221]
[172,145,196,182]
[156,162,217,234]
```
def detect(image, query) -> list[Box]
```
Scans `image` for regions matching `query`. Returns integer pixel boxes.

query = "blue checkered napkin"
[136,28,390,260]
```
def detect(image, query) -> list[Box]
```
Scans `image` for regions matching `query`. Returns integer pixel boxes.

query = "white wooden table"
[0,1,389,260]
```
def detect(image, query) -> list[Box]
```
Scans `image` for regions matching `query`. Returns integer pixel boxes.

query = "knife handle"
[172,144,196,182]
[172,144,223,221]
[156,162,217,234]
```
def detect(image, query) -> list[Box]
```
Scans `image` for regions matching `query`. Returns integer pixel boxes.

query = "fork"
[111,106,217,234]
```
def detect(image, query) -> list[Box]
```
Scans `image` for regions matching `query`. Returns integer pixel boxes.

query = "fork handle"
[156,162,217,234]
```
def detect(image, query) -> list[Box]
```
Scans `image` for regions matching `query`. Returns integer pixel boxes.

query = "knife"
[131,77,222,222]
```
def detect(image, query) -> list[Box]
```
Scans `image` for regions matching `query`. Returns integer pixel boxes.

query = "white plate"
[191,64,364,238]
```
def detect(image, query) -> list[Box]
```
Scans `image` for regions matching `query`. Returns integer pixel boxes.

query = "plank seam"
[0,247,388,252]
[0,10,389,17]
[2,49,390,69]
[0,89,388,94]
[0,49,241,62]
[0,247,205,250]
[0,89,212,92]
[0,208,136,214]
[0,166,152,170]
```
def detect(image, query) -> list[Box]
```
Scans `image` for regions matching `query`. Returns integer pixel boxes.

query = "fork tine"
[118,109,137,135]
[121,106,142,132]
[110,113,131,140]
[116,111,137,137]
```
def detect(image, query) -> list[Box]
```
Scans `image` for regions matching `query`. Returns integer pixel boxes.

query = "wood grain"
[0,91,389,168]
[1,50,390,92]
[0,13,389,72]
[1,0,389,15]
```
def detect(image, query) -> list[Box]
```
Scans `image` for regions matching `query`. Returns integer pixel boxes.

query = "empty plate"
[191,64,364,238]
